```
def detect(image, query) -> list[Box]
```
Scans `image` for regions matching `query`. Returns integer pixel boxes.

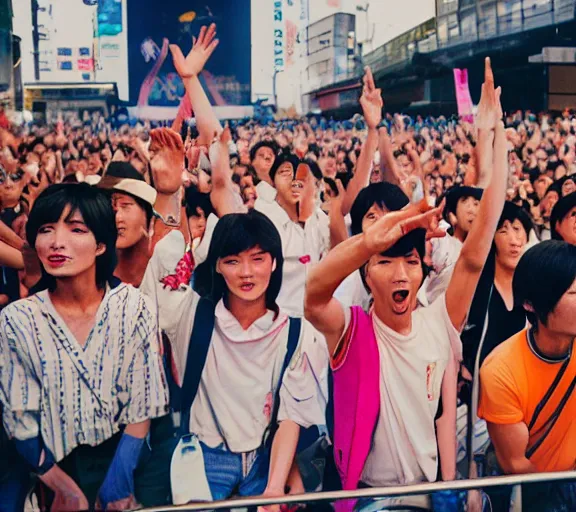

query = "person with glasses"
[0,164,26,307]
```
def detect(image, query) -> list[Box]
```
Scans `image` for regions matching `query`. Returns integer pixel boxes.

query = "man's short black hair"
[513,240,576,327]
[544,183,561,198]
[551,191,576,240]
[249,140,279,163]
[350,182,409,236]
[184,186,214,220]
[28,137,45,152]
[269,153,301,182]
[360,229,428,295]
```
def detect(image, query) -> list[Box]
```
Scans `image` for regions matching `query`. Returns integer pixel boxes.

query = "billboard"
[127,0,252,108]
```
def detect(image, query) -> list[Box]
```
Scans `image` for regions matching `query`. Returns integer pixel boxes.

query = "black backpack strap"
[264,317,302,447]
[176,297,216,435]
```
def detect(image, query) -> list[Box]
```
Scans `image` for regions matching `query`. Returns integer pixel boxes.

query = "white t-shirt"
[192,213,219,266]
[334,270,371,311]
[255,198,330,318]
[141,239,328,453]
[343,295,461,486]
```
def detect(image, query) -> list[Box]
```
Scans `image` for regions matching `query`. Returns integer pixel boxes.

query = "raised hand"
[169,24,219,79]
[329,179,346,213]
[359,66,383,130]
[364,201,445,255]
[296,163,316,222]
[475,57,502,132]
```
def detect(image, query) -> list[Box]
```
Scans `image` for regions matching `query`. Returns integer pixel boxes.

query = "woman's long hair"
[26,183,118,293]
[193,210,284,312]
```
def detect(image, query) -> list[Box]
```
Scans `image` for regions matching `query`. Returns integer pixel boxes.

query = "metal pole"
[144,470,576,512]
[31,0,40,81]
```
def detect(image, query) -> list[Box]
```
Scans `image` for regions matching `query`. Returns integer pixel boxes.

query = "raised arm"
[305,202,444,355]
[475,126,495,189]
[329,179,349,248]
[0,240,24,269]
[171,25,244,216]
[170,24,222,145]
[378,127,405,190]
[208,127,246,216]
[446,58,507,331]
[0,219,24,250]
[341,67,381,216]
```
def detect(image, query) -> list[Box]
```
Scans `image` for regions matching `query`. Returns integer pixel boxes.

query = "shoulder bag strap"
[177,297,216,435]
[525,331,575,459]
[263,317,302,447]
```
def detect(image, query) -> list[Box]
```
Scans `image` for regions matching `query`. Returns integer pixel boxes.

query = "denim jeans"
[0,433,31,512]
[200,442,269,501]
[0,465,30,512]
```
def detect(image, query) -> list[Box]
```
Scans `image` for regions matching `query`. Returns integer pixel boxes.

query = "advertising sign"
[274,0,285,72]
[453,68,474,122]
[127,0,252,107]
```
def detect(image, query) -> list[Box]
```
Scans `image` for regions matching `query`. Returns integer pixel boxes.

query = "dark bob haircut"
[26,183,118,292]
[550,191,576,240]
[269,153,302,182]
[184,187,214,220]
[350,182,410,236]
[193,210,284,311]
[443,186,483,223]
[496,201,533,240]
[513,240,576,327]
[250,140,279,163]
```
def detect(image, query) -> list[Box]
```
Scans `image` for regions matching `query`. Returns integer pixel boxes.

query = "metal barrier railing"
[144,470,576,511]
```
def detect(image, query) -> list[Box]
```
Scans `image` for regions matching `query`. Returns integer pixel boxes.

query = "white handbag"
[170,433,213,505]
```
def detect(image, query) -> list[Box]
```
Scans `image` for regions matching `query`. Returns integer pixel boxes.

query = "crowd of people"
[0,23,575,512]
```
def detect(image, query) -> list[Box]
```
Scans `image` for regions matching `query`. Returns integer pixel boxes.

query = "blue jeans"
[0,461,30,512]
[200,442,269,501]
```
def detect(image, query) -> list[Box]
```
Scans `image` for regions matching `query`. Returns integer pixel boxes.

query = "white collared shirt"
[141,245,327,452]
[256,181,278,203]
[254,198,330,317]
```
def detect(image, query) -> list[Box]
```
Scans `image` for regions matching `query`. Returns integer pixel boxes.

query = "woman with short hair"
[141,210,325,503]
[0,183,168,511]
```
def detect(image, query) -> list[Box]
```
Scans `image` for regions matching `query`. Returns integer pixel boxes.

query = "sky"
[13,0,436,109]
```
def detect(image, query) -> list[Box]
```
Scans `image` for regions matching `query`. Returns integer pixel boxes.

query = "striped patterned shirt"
[0,283,169,462]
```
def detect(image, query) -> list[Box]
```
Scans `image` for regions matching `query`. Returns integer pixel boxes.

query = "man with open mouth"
[304,58,508,510]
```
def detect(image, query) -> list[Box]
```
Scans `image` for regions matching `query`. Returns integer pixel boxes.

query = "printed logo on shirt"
[263,392,273,422]
[426,362,437,401]
[299,255,311,264]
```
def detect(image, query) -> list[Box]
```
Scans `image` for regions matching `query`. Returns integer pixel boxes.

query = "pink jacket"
[332,306,459,510]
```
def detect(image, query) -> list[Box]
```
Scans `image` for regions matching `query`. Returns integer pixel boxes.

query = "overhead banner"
[453,68,474,123]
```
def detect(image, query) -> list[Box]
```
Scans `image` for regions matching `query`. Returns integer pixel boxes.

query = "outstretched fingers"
[204,23,217,47]
[363,66,375,92]
[484,57,494,87]
[399,202,445,237]
[197,25,207,46]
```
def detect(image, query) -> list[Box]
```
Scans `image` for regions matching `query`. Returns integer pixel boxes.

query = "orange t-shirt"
[478,329,576,473]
